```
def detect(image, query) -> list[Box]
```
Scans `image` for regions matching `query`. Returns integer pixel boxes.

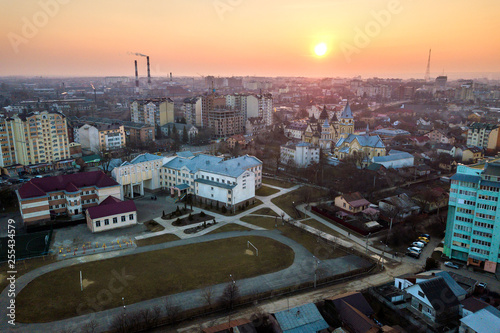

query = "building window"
[418,291,425,298]
[96,220,101,227]
[104,219,109,225]
[113,217,118,224]
[121,216,126,222]
[129,214,134,220]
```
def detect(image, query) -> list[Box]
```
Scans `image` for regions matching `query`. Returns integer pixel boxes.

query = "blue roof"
[195,178,236,190]
[373,152,413,163]
[336,134,385,149]
[164,154,261,178]
[450,173,481,184]
[481,180,500,188]
[460,307,500,333]
[340,102,353,119]
[274,303,329,333]
[435,271,467,299]
[174,183,191,190]
[176,151,195,158]
[128,153,164,165]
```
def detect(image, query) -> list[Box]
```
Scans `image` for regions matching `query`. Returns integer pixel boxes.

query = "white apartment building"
[467,123,499,149]
[0,111,70,167]
[280,141,320,168]
[183,97,202,127]
[130,98,174,128]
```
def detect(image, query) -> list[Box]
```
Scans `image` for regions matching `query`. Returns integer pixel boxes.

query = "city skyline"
[2,0,500,79]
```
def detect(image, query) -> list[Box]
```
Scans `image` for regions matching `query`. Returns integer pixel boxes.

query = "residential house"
[280,141,320,168]
[405,276,460,323]
[334,192,371,214]
[409,136,430,147]
[284,121,308,139]
[245,117,266,136]
[460,297,490,318]
[459,306,500,333]
[273,303,329,333]
[425,129,456,145]
[160,123,198,141]
[462,147,484,163]
[378,193,420,220]
[86,196,137,233]
[226,134,248,150]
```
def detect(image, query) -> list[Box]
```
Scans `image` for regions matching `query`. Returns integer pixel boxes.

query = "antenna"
[424,49,431,82]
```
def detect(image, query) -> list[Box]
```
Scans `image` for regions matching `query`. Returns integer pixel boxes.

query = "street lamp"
[313,256,321,288]
[122,297,126,324]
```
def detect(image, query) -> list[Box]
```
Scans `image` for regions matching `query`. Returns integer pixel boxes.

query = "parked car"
[406,251,420,259]
[407,247,422,254]
[477,282,487,289]
[444,261,460,269]
[418,236,430,244]
[420,234,431,240]
[412,241,425,249]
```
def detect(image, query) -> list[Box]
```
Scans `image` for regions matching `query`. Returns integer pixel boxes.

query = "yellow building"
[130,98,174,128]
[0,111,70,167]
[334,134,386,163]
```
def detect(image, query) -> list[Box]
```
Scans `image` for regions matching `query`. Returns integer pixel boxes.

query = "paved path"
[0,228,372,333]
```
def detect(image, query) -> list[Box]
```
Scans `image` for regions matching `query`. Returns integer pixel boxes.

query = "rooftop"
[86,196,137,220]
[274,303,329,333]
[336,134,385,149]
[460,307,500,333]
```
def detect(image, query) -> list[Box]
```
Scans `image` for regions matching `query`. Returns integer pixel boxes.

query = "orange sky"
[1,0,500,79]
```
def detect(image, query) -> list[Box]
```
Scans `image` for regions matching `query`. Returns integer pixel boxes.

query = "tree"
[182,126,189,143]
[81,320,99,333]
[164,296,181,324]
[202,286,215,309]
[425,257,439,271]
[219,282,240,310]
[171,124,179,141]
[98,147,112,174]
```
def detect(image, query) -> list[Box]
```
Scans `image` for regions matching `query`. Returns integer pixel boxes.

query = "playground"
[0,230,52,261]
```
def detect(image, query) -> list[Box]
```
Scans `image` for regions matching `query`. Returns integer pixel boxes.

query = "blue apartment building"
[444,159,500,273]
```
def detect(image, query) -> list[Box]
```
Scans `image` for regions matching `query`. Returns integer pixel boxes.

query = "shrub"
[188,213,193,221]
[200,211,206,217]
[221,206,227,214]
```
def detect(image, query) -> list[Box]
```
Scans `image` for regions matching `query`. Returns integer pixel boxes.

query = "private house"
[226,134,248,150]
[425,129,456,145]
[112,153,174,199]
[335,192,371,214]
[405,276,460,323]
[86,196,137,233]
[409,136,430,147]
[245,117,266,136]
[462,147,484,164]
[160,123,198,141]
[378,193,420,220]
[412,187,449,213]
[284,121,308,139]
[460,297,490,318]
[435,143,457,157]
[273,303,329,333]
[16,171,121,226]
[459,306,500,333]
[324,292,380,333]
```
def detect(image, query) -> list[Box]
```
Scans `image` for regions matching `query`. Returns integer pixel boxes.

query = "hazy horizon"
[2,0,500,79]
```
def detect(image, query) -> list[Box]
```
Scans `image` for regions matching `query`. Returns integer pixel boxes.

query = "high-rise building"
[77,123,126,153]
[0,111,70,167]
[466,123,499,149]
[443,160,500,273]
[130,98,174,128]
[182,96,202,127]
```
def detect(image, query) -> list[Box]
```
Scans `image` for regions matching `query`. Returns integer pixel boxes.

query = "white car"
[412,241,425,249]
[407,247,422,254]
[444,261,460,269]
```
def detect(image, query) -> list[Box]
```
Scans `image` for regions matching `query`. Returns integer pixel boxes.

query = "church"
[302,102,355,150]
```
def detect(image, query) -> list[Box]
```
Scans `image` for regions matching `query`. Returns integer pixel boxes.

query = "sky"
[1,0,500,79]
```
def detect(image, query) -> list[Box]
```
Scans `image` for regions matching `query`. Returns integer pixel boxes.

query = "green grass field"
[251,207,279,217]
[16,236,295,323]
[240,216,346,261]
[271,187,328,218]
[262,178,295,188]
[255,185,280,197]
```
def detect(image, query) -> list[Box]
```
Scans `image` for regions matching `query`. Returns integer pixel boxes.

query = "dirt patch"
[245,249,255,256]
[144,220,165,232]
[82,279,94,289]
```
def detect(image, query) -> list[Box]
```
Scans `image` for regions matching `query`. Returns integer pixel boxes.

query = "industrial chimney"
[134,60,139,88]
[170,72,172,82]
[147,56,151,85]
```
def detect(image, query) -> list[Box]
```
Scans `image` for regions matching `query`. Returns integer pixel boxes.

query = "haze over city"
[2,0,500,79]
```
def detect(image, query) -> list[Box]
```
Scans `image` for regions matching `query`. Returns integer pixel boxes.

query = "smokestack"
[170,72,172,82]
[147,56,151,85]
[134,60,139,88]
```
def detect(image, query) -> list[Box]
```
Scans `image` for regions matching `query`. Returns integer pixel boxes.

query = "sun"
[314,42,327,56]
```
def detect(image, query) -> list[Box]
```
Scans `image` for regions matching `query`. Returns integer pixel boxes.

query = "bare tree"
[202,286,215,309]
[164,296,181,324]
[219,282,240,310]
[80,320,99,333]
[150,305,162,328]
[139,308,153,329]
[109,313,129,333]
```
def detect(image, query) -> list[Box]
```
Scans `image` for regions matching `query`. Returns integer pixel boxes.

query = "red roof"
[18,171,119,199]
[87,196,136,219]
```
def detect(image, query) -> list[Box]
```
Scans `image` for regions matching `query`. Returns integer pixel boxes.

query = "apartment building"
[466,123,499,149]
[444,159,500,273]
[280,141,320,168]
[16,170,121,226]
[160,154,262,208]
[0,111,70,167]
[183,97,202,127]
[226,93,273,125]
[77,123,125,152]
[130,98,174,128]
